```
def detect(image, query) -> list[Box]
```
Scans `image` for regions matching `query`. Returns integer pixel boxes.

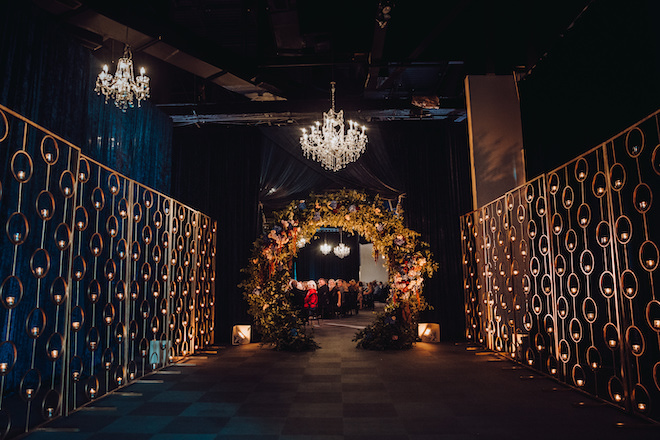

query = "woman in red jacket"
[303,280,319,321]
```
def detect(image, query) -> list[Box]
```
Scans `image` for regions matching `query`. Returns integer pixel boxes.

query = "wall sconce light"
[418,323,440,343]
[232,325,252,345]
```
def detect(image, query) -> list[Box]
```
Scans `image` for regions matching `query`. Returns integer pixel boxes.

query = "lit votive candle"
[646,259,655,268]
[17,170,25,180]
[89,341,96,350]
[104,316,112,324]
[31,327,39,336]
[110,229,116,236]
[608,339,617,347]
[72,321,80,330]
[550,368,557,375]
[72,371,80,381]
[0,363,8,373]
[45,153,52,162]
[26,388,34,399]
[93,247,100,256]
[561,353,568,361]
[632,344,641,352]
[94,202,101,209]
[654,319,660,329]
[77,221,84,229]
[79,173,86,180]
[638,403,646,411]
[53,294,62,303]
[58,240,66,249]
[129,372,135,380]
[6,296,15,306]
[576,379,584,386]
[51,349,58,358]
[35,267,43,276]
[89,388,96,398]
[587,312,595,320]
[119,210,126,217]
[615,179,622,188]
[592,362,599,369]
[110,186,117,193]
[614,394,622,402]
[104,362,111,370]
[13,232,21,242]
[64,187,71,195]
[47,407,54,417]
[117,376,123,385]
[75,271,82,279]
[573,333,580,340]
[41,209,49,218]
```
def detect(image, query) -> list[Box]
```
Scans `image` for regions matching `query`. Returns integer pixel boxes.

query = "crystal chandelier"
[333,230,350,259]
[319,241,332,255]
[300,82,367,171]
[95,44,150,112]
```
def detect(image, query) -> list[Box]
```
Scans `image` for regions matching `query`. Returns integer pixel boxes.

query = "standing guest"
[317,278,330,319]
[303,280,319,321]
[347,279,359,315]
[335,279,345,316]
[357,281,364,310]
[328,279,338,318]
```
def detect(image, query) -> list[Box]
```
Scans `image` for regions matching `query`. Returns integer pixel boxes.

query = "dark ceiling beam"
[158,96,465,116]
[168,108,466,126]
[376,0,473,91]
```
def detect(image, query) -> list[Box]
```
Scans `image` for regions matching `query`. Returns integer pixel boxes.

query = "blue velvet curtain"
[0,1,172,194]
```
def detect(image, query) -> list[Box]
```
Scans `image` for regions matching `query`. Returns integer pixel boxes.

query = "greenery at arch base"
[240,190,437,351]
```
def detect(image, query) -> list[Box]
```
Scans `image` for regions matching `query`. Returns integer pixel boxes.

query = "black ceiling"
[35,0,592,125]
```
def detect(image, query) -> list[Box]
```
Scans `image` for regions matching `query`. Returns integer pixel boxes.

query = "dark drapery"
[294,232,361,282]
[518,0,660,178]
[171,125,262,344]
[0,1,172,194]
[376,121,473,341]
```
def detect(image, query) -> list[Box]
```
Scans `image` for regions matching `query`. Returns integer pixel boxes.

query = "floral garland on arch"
[239,190,437,351]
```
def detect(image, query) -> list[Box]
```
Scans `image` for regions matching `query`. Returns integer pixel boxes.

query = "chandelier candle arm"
[300,82,367,172]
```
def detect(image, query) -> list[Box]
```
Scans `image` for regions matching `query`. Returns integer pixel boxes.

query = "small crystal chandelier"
[95,44,150,112]
[300,82,367,172]
[333,230,350,259]
[319,241,332,255]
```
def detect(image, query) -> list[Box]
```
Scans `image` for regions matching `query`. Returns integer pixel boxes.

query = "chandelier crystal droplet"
[300,82,367,171]
[95,44,150,112]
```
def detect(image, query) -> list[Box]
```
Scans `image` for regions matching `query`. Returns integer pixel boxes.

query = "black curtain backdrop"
[172,119,472,343]
[171,125,262,344]
[377,121,472,341]
[518,0,660,178]
[294,232,361,282]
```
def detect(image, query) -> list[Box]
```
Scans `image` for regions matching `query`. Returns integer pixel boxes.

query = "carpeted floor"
[21,305,660,440]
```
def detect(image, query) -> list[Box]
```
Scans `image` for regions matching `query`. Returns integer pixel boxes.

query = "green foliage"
[239,190,437,351]
[353,296,432,350]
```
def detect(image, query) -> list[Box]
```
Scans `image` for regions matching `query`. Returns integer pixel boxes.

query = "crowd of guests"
[288,278,389,321]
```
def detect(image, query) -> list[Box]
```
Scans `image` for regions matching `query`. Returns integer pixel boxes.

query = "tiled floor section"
[22,306,660,440]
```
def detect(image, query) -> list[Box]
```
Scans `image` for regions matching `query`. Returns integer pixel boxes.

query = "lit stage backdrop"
[462,109,660,422]
[0,104,216,438]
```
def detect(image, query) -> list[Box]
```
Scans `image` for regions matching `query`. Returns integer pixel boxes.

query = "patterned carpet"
[21,305,660,440]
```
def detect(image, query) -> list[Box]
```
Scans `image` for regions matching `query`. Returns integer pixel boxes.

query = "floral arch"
[240,190,437,351]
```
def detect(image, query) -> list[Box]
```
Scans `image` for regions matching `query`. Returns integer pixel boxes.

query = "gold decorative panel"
[0,104,216,438]
[462,109,660,422]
